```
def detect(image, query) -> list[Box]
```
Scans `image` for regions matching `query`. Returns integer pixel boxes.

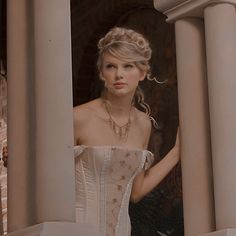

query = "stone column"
[7,0,79,234]
[175,18,215,236]
[6,0,103,235]
[204,2,236,232]
[7,0,35,232]
[33,0,75,223]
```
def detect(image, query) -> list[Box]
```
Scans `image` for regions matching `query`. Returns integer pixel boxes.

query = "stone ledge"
[6,222,102,236]
[154,0,186,12]
[154,0,236,22]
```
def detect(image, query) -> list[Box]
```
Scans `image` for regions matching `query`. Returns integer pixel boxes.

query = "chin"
[110,89,131,96]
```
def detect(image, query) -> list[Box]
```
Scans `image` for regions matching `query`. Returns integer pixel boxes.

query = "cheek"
[101,69,114,79]
[100,71,108,82]
[127,76,140,89]
[103,75,113,84]
[101,72,115,87]
[130,71,144,82]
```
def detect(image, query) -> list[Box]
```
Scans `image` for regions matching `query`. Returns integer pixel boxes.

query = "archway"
[71,2,183,235]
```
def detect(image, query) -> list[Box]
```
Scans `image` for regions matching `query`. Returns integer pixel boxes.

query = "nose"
[115,67,124,80]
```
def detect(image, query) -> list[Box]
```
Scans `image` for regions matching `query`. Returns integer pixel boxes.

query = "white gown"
[74,145,154,236]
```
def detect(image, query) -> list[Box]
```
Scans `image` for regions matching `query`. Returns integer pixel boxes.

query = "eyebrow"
[103,60,134,64]
[103,61,114,64]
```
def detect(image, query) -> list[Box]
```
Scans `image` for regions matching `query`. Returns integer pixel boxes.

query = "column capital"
[154,0,236,22]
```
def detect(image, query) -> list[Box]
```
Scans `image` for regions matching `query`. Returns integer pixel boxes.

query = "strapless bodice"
[74,145,154,236]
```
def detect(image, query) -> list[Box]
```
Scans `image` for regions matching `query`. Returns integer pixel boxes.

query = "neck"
[104,92,134,115]
[103,91,133,142]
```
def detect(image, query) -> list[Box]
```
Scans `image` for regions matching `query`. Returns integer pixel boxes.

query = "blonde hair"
[97,27,160,128]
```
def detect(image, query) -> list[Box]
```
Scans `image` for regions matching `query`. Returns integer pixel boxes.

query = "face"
[100,53,146,96]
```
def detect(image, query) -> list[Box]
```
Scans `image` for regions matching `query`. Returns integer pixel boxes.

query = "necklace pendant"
[119,127,122,138]
[104,99,132,142]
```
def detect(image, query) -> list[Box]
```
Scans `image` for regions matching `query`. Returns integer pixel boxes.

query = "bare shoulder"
[133,108,152,148]
[73,98,103,145]
[134,108,151,133]
[73,98,103,126]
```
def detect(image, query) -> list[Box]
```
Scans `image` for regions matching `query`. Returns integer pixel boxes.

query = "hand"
[175,127,180,148]
[173,127,180,162]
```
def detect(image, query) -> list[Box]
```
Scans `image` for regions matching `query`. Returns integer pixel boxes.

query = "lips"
[113,82,127,89]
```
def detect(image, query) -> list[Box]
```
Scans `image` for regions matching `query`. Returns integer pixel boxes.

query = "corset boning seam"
[100,148,110,235]
[92,150,99,226]
[80,159,88,222]
[116,151,146,235]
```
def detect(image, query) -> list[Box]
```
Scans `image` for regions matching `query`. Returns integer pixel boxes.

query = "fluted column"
[175,18,215,236]
[7,0,34,231]
[7,0,101,234]
[204,2,236,231]
[7,0,35,232]
[33,0,75,222]
[154,0,236,235]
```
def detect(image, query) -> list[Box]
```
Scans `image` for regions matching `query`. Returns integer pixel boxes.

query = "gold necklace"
[104,100,132,141]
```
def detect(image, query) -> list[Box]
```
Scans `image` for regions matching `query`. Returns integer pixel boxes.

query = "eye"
[124,64,134,69]
[105,64,115,69]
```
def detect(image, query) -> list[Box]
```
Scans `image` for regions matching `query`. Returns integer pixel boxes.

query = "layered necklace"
[103,99,132,142]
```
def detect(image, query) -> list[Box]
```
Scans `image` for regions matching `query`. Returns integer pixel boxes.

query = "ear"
[139,71,146,81]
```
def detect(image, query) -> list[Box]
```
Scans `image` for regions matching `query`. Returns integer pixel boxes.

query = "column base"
[6,222,102,236]
[201,229,236,236]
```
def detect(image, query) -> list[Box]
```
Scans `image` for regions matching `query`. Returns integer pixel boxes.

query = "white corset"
[74,145,154,236]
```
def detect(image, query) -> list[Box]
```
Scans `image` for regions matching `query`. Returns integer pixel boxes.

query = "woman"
[73,27,180,236]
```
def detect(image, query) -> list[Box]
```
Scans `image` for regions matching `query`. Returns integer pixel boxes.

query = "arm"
[73,106,88,145]
[130,128,180,203]
[73,107,80,145]
[73,104,94,145]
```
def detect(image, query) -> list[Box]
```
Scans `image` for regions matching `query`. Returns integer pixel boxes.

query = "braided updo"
[97,27,152,78]
[97,27,159,128]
